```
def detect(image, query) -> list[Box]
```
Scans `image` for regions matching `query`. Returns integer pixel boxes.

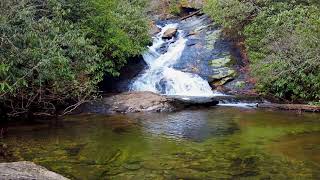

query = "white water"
[218,103,258,108]
[131,24,216,97]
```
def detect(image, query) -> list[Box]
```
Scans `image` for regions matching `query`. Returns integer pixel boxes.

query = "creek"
[1,14,320,180]
[130,23,215,96]
[2,107,320,179]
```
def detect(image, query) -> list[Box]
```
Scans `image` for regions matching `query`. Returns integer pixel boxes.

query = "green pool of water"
[2,107,320,179]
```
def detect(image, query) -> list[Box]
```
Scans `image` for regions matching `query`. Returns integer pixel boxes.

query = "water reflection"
[136,109,239,141]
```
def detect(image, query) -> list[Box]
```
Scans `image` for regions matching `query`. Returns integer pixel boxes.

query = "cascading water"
[131,24,215,97]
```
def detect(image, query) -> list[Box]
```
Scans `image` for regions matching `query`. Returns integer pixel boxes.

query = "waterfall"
[130,24,215,97]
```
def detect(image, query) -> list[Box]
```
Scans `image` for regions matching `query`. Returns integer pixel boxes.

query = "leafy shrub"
[205,0,320,101]
[85,0,150,76]
[0,0,149,117]
[245,5,320,100]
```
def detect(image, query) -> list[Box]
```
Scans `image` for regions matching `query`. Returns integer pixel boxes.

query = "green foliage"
[169,1,182,15]
[85,0,150,76]
[0,0,149,116]
[204,0,269,37]
[308,101,320,106]
[205,0,320,101]
[245,5,320,100]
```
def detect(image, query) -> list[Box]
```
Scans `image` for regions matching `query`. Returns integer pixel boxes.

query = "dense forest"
[1,0,320,118]
[0,0,150,117]
[204,0,320,102]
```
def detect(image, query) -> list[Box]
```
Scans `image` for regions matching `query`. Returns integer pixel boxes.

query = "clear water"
[2,107,320,179]
[130,24,215,97]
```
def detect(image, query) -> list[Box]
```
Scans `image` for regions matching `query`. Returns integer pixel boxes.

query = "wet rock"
[186,39,200,46]
[172,168,207,179]
[162,28,177,39]
[213,77,234,86]
[123,163,141,170]
[142,161,169,170]
[205,29,222,50]
[187,31,199,36]
[210,68,236,86]
[167,95,219,107]
[210,56,232,67]
[0,161,69,180]
[100,55,147,92]
[74,92,174,114]
[104,91,175,113]
[174,15,234,83]
[76,91,219,114]
[150,22,161,35]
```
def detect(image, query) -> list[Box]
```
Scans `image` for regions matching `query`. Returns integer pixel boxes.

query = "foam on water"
[131,24,216,97]
[217,103,258,108]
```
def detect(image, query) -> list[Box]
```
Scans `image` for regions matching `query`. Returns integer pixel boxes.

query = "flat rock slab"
[0,161,69,180]
[76,91,219,114]
[104,91,175,113]
[77,91,176,114]
[166,95,219,107]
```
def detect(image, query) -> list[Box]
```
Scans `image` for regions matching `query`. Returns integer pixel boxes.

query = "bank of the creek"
[1,107,320,179]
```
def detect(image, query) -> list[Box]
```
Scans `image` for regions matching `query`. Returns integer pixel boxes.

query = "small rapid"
[130,24,215,97]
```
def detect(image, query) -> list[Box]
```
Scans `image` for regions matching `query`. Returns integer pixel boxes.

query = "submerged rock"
[163,28,177,39]
[0,161,69,180]
[76,91,219,114]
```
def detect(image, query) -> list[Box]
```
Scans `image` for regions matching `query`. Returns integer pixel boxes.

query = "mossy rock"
[210,56,232,67]
[235,81,246,89]
[211,68,236,80]
[210,67,236,86]
[205,30,221,49]
[213,77,234,86]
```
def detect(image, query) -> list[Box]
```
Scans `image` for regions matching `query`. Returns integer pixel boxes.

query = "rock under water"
[0,161,69,180]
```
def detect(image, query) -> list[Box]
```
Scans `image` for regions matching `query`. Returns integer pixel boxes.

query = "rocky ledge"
[76,91,218,114]
[0,161,68,180]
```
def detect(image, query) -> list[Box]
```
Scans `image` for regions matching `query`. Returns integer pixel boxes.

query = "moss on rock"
[210,56,232,67]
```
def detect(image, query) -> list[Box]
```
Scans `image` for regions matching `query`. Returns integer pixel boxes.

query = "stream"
[1,15,320,180]
[2,108,320,179]
[130,23,215,96]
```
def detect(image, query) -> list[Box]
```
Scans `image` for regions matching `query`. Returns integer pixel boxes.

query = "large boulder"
[0,161,69,180]
[162,28,177,39]
[76,91,219,114]
[78,92,175,114]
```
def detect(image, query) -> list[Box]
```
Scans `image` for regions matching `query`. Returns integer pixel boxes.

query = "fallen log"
[257,103,320,112]
[180,10,201,21]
